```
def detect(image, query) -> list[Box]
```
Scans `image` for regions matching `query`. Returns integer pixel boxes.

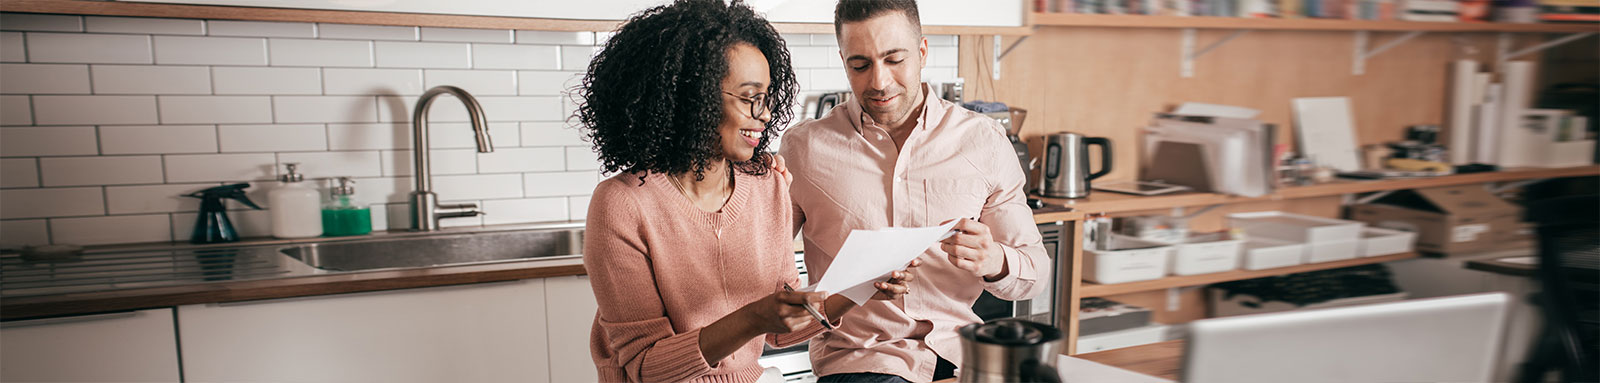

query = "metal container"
[1040,132,1112,199]
[958,318,1064,383]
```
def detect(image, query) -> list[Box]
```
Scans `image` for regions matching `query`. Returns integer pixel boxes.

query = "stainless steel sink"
[279,228,584,272]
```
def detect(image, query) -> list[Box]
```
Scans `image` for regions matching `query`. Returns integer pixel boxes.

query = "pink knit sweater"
[584,171,825,383]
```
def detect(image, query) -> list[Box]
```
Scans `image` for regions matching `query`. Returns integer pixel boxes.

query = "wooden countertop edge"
[1,260,586,321]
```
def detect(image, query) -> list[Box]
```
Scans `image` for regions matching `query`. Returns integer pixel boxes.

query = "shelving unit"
[1032,13,1600,33]
[1080,252,1419,297]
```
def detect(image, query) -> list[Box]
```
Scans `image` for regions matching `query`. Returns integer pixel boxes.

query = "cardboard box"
[1347,185,1523,254]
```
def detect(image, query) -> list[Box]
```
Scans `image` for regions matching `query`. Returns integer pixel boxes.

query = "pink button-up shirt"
[780,84,1049,381]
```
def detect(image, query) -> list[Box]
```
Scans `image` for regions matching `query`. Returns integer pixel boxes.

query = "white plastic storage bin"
[1165,232,1242,276]
[1240,239,1306,270]
[1083,235,1172,284]
[1359,227,1417,257]
[1229,211,1366,263]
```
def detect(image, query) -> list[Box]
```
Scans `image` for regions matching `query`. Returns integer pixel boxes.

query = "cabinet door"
[544,275,600,383]
[179,279,549,383]
[0,308,180,382]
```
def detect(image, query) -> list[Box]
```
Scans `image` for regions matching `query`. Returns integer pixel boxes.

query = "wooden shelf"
[1033,13,1600,33]
[1080,252,1420,297]
[1042,165,1600,215]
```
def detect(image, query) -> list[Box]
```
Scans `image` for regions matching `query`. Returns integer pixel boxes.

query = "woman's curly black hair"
[573,0,797,182]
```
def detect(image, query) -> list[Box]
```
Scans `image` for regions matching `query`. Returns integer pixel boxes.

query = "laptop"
[1183,292,1511,383]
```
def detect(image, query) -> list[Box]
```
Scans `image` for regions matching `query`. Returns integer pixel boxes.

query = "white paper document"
[803,221,959,305]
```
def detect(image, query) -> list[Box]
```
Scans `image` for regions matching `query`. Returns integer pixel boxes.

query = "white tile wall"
[0,158,38,188]
[0,11,960,245]
[40,156,164,186]
[86,16,205,35]
[99,125,219,155]
[0,64,91,94]
[1,32,24,62]
[218,124,328,152]
[92,65,212,95]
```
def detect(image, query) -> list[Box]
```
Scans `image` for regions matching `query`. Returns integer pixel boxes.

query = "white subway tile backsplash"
[515,31,593,45]
[780,34,810,46]
[594,32,615,46]
[159,96,273,124]
[269,39,373,67]
[812,33,839,46]
[0,158,38,188]
[425,69,516,96]
[53,214,171,245]
[810,69,849,91]
[480,96,562,122]
[568,195,590,220]
[326,123,408,150]
[218,124,327,152]
[100,125,218,155]
[347,176,407,206]
[0,219,50,247]
[516,70,580,96]
[375,41,470,69]
[1,32,24,62]
[92,65,211,94]
[929,46,958,67]
[482,197,566,225]
[154,36,267,65]
[324,68,423,95]
[0,126,97,157]
[376,94,472,122]
[0,14,82,32]
[106,183,210,214]
[33,95,158,125]
[921,67,957,82]
[521,122,586,147]
[488,121,520,145]
[791,47,838,69]
[927,35,958,47]
[26,33,151,64]
[164,153,275,182]
[208,20,316,38]
[422,27,512,43]
[565,147,601,171]
[277,151,382,178]
[0,95,28,125]
[473,44,558,70]
[478,147,562,173]
[558,46,597,71]
[432,173,522,200]
[0,64,90,94]
[212,67,322,95]
[274,96,378,123]
[173,208,271,241]
[40,156,164,186]
[522,171,598,197]
[0,187,104,219]
[380,148,477,176]
[86,16,205,35]
[318,23,418,41]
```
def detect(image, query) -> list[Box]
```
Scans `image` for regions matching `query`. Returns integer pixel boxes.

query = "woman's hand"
[871,259,920,300]
[739,283,825,335]
[771,154,792,186]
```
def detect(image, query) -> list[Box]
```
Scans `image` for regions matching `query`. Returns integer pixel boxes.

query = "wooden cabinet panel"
[0,308,180,382]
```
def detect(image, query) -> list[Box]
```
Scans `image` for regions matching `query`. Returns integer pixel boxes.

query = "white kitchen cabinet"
[120,0,1025,28]
[0,308,181,383]
[543,275,600,383]
[178,279,550,383]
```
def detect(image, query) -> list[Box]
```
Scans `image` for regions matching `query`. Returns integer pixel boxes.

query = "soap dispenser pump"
[183,183,262,244]
[321,177,372,236]
[269,163,323,238]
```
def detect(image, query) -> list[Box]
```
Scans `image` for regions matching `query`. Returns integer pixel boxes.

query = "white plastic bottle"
[269,163,323,238]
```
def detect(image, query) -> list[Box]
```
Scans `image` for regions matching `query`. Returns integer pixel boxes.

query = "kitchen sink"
[279,227,584,272]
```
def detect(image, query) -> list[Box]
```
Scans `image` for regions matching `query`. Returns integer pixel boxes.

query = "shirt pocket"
[922,178,988,224]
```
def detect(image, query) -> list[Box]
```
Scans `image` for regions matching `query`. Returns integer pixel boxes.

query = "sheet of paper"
[1292,97,1363,172]
[803,221,959,304]
[1058,355,1174,383]
[1174,102,1261,119]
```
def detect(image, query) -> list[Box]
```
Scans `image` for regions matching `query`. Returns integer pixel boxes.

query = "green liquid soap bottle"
[321,177,372,236]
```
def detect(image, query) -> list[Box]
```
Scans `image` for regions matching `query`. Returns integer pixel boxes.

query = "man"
[779,1,1050,381]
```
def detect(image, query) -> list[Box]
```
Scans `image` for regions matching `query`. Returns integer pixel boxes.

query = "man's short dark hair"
[833,0,921,36]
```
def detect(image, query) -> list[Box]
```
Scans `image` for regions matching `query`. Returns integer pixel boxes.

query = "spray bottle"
[183,183,263,244]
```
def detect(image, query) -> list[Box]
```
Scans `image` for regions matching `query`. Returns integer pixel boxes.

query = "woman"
[575,1,917,382]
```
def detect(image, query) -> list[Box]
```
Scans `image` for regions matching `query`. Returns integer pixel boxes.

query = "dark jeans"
[816,356,956,383]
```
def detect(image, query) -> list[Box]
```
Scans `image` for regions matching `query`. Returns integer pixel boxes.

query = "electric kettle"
[1040,132,1112,199]
[958,318,1064,383]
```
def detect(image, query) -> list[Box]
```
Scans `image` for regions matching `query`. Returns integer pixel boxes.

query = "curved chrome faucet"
[410,85,494,231]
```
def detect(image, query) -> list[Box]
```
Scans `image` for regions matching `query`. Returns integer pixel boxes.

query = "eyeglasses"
[723,91,771,120]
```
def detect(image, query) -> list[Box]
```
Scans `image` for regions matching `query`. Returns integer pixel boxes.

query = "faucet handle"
[435,202,482,219]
